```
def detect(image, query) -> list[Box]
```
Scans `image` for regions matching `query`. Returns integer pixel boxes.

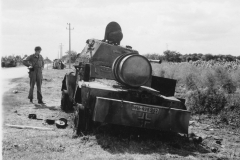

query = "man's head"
[34,46,42,56]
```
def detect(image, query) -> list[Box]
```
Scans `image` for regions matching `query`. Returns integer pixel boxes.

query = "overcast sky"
[1,0,240,60]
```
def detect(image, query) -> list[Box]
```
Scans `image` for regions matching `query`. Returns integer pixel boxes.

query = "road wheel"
[73,104,88,136]
[61,91,73,112]
[61,91,68,111]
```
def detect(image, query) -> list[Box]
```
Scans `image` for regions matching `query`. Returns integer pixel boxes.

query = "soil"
[2,68,240,160]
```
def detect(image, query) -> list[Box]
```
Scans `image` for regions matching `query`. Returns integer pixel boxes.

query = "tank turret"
[75,39,152,87]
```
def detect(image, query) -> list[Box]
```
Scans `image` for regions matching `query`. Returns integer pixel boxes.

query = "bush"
[219,93,240,127]
[214,66,236,94]
[184,71,227,114]
[151,61,240,118]
[185,73,199,91]
[186,88,227,114]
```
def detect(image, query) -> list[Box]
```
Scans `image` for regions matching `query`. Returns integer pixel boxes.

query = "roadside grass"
[152,62,240,128]
[2,66,240,159]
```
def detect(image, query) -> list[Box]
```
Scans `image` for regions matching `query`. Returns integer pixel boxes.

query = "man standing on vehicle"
[23,46,45,104]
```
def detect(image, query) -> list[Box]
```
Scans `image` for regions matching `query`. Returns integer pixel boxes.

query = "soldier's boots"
[29,99,45,104]
[38,100,45,104]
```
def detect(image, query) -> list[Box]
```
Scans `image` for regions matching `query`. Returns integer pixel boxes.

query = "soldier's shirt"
[23,54,44,69]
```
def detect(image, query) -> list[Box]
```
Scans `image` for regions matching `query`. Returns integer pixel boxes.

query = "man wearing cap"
[23,46,45,104]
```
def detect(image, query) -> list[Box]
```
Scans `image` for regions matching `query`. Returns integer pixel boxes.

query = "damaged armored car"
[61,22,190,136]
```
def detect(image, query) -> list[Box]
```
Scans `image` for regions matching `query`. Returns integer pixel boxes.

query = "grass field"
[152,62,240,126]
[2,66,240,160]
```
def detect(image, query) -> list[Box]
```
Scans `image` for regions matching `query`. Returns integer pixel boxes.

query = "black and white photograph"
[1,0,240,159]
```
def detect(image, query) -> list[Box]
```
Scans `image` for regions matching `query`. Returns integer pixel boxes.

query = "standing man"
[23,46,45,104]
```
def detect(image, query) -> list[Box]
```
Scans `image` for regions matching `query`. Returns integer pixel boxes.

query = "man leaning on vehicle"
[23,46,45,104]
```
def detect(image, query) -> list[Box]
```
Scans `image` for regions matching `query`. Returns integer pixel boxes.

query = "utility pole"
[59,43,63,59]
[66,23,74,69]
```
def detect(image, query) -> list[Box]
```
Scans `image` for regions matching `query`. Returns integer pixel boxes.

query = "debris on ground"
[211,147,218,153]
[28,114,37,119]
[13,90,18,93]
[5,124,54,131]
[216,140,222,145]
[45,119,55,125]
[27,114,67,129]
[43,78,52,82]
[55,118,68,129]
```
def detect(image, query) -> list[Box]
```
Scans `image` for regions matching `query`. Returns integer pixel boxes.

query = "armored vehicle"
[53,59,65,69]
[61,22,190,136]
[1,59,17,67]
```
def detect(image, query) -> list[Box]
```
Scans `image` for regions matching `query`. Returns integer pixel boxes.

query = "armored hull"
[61,38,190,135]
[2,60,17,67]
[53,59,65,69]
[76,80,189,134]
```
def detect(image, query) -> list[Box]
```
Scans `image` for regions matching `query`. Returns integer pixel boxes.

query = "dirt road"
[1,64,53,95]
[1,66,28,93]
[1,66,28,79]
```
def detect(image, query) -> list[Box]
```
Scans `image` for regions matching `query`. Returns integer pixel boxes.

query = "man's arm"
[22,55,32,67]
[41,56,45,69]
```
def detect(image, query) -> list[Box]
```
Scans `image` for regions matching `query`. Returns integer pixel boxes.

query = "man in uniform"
[23,46,45,104]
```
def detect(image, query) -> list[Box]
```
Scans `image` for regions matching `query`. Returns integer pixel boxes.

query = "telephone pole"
[66,23,74,68]
[59,43,63,59]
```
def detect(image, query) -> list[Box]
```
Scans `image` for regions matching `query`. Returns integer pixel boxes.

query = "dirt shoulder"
[2,68,240,160]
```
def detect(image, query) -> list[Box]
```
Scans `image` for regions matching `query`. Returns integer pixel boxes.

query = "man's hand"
[28,66,34,71]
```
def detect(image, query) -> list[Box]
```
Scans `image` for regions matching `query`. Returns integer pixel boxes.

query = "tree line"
[61,50,78,63]
[2,50,239,65]
[144,50,240,62]
[1,55,52,65]
[1,50,78,66]
[1,55,27,62]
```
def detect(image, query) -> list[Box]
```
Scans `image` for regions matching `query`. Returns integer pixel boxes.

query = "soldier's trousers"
[28,68,43,101]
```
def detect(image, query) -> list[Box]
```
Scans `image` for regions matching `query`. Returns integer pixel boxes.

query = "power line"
[66,23,74,69]
[59,43,63,59]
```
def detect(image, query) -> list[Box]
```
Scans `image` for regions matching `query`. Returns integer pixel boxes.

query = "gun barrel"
[148,59,162,64]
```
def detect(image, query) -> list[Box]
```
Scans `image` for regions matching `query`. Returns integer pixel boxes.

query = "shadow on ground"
[81,124,210,157]
[34,104,59,111]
